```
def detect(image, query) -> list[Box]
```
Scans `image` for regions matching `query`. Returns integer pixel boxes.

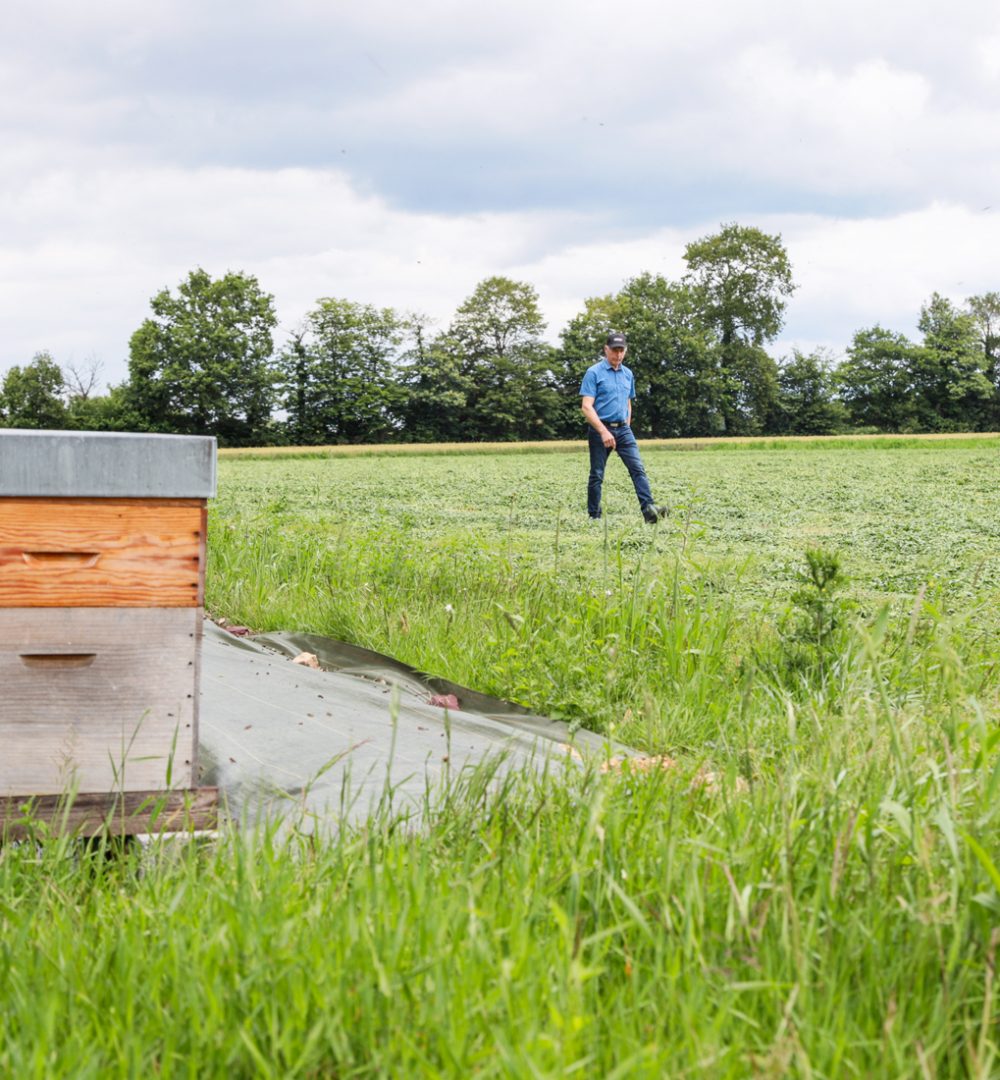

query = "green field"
[4,438,999,1077]
[210,440,1000,743]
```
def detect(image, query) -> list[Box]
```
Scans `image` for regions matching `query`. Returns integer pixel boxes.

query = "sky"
[3,0,999,390]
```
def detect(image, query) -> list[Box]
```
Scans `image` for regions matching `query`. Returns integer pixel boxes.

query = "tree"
[442,277,559,441]
[682,224,795,434]
[277,299,407,445]
[914,293,992,431]
[619,274,730,438]
[451,276,546,356]
[683,223,797,349]
[66,384,147,432]
[967,292,1000,366]
[836,327,919,431]
[0,352,67,429]
[64,358,104,401]
[126,268,278,445]
[966,291,1000,427]
[398,314,473,442]
[773,350,847,435]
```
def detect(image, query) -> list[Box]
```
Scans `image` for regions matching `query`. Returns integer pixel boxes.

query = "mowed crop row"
[3,441,998,1076]
[218,430,1000,460]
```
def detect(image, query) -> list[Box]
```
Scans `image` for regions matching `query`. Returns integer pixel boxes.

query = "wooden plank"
[0,499,204,607]
[0,788,219,838]
[0,607,200,795]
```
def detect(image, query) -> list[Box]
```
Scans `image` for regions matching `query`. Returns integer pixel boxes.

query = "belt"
[604,421,626,429]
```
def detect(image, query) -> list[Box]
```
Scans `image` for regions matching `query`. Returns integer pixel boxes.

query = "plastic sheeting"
[198,622,619,827]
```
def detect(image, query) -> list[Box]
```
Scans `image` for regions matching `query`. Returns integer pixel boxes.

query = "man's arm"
[582,396,616,448]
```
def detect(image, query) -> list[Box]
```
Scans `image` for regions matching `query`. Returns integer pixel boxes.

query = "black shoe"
[642,504,668,524]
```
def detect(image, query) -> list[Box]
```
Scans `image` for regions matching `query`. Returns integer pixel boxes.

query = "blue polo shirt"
[579,358,634,422]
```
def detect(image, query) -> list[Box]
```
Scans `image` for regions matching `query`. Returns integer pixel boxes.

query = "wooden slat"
[0,788,219,838]
[0,498,205,607]
[0,607,200,795]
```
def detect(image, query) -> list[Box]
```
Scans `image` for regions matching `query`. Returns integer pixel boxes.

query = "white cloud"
[3,0,1000,391]
[977,34,1000,81]
[775,203,1000,352]
[0,164,585,379]
[2,157,998,386]
[6,0,1000,210]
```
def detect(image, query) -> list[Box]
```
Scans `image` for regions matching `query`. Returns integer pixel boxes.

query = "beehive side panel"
[0,499,203,607]
[0,607,199,795]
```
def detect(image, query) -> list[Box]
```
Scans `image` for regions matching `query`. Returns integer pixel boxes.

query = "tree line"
[2,224,998,445]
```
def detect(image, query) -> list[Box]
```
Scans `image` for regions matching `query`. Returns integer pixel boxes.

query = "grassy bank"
[3,442,998,1076]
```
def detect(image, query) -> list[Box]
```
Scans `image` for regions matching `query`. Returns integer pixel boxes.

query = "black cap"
[606,330,627,348]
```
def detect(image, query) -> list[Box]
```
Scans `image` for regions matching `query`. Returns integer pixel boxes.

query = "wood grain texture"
[0,787,218,837]
[0,607,201,795]
[0,498,205,607]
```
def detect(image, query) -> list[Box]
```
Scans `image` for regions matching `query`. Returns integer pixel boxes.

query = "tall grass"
[3,446,998,1076]
[208,512,744,742]
[207,511,998,758]
[3,714,998,1075]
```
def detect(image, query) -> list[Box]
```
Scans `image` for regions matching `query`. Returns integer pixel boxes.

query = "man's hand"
[582,396,616,448]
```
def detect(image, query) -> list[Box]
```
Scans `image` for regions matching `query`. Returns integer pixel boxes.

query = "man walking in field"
[580,331,668,523]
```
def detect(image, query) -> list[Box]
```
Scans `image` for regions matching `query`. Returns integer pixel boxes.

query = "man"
[579,330,667,523]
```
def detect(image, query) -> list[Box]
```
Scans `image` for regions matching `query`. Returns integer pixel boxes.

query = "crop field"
[209,439,1000,742]
[3,436,999,1077]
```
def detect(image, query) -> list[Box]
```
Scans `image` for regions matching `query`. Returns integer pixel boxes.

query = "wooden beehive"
[0,430,216,808]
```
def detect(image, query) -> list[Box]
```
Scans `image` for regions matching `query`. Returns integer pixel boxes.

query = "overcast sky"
[3,0,999,389]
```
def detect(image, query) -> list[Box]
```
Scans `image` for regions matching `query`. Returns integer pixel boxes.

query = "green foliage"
[682,223,797,349]
[209,444,1000,744]
[773,349,848,435]
[4,728,1000,1077]
[556,271,768,440]
[3,731,1000,1076]
[7,245,997,439]
[0,351,67,429]
[398,312,472,442]
[209,514,743,741]
[277,299,408,444]
[966,291,1000,376]
[837,301,997,434]
[682,224,794,434]
[65,383,147,432]
[967,290,1000,428]
[790,547,844,635]
[127,268,278,445]
[553,293,627,438]
[450,275,546,356]
[837,325,921,431]
[914,292,994,431]
[775,548,856,685]
[717,343,781,436]
[615,274,727,438]
[440,276,560,441]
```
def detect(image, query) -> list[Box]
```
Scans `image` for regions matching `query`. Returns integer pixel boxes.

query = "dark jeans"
[587,424,654,518]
